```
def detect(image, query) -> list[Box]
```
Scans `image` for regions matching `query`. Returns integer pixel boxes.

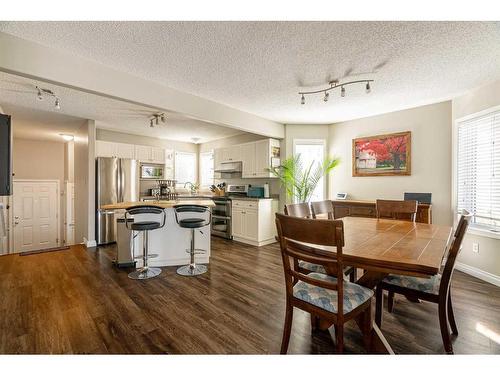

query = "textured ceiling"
[0,72,244,143]
[0,21,499,124]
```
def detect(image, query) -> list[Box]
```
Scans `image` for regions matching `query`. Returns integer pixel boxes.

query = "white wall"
[328,101,452,225]
[74,120,96,247]
[12,138,66,244]
[452,81,500,281]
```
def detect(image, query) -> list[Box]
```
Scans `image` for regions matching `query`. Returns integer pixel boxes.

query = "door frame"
[12,179,61,252]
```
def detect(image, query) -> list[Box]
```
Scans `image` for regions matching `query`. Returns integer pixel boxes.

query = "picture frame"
[352,131,411,177]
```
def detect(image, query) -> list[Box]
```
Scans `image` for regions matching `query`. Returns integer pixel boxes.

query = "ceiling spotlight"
[37,87,43,101]
[54,98,61,110]
[323,92,329,102]
[155,116,159,125]
[366,82,371,94]
[191,137,200,144]
[161,115,166,123]
[341,86,346,97]
[301,94,305,105]
[150,119,154,127]
[59,134,74,141]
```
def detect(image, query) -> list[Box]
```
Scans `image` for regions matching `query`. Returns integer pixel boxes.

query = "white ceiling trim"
[0,32,285,139]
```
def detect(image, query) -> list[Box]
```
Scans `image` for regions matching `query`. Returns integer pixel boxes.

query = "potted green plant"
[269,154,340,203]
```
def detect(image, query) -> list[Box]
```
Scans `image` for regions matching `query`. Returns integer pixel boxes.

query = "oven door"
[211,215,232,239]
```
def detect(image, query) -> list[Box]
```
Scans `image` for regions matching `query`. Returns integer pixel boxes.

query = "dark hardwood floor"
[0,237,498,354]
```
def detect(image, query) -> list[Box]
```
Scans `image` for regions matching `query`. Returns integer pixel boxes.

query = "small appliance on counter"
[247,186,265,198]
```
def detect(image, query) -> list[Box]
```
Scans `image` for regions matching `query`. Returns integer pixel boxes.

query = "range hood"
[214,161,242,173]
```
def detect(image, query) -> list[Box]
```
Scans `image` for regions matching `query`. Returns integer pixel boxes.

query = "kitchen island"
[101,200,215,268]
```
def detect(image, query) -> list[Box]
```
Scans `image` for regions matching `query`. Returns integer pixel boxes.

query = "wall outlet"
[472,243,479,254]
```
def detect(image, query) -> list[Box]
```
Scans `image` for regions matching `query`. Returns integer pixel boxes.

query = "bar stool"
[125,205,166,280]
[173,204,211,276]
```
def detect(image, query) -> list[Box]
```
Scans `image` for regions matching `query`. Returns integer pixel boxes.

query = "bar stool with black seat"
[125,205,166,280]
[173,204,212,276]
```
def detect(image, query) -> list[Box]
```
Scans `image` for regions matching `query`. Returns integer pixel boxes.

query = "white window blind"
[175,151,197,185]
[200,151,214,187]
[457,109,500,231]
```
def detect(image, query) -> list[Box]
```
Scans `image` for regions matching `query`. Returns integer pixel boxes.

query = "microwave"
[140,164,164,179]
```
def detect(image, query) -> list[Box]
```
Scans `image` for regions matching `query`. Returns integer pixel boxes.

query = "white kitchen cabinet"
[134,145,151,162]
[96,141,135,159]
[231,199,278,246]
[134,145,166,164]
[96,140,117,158]
[255,139,273,177]
[241,142,256,178]
[115,142,135,159]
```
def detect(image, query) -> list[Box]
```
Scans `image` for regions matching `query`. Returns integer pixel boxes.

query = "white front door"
[65,181,75,246]
[13,181,59,253]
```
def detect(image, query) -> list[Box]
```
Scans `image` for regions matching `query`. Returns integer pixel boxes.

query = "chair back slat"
[284,202,312,218]
[439,210,472,296]
[376,199,418,222]
[275,213,345,318]
[289,269,339,290]
[311,200,335,220]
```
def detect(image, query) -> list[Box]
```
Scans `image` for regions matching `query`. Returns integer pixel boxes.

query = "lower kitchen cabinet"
[231,199,278,246]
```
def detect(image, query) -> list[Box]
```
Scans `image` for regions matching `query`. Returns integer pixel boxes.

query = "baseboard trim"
[455,262,500,287]
[83,238,97,248]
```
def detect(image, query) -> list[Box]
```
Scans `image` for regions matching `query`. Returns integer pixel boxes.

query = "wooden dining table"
[298,216,453,354]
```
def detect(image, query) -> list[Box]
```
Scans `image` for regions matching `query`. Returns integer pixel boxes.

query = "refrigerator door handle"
[116,159,122,203]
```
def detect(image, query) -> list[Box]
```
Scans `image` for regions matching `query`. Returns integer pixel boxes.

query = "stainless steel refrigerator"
[96,157,139,245]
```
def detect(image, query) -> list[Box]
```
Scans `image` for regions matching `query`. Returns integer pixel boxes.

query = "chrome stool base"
[128,267,162,280]
[176,264,207,276]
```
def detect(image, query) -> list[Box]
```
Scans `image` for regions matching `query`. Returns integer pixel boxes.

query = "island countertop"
[101,199,215,210]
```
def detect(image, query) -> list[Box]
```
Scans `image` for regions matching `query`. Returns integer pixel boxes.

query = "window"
[456,108,500,231]
[293,139,326,202]
[199,151,214,187]
[174,151,197,186]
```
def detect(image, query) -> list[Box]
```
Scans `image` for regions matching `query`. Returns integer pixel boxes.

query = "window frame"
[292,138,327,203]
[453,104,500,239]
[199,150,215,188]
[174,151,197,187]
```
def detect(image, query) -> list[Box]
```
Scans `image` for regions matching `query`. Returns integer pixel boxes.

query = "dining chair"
[284,202,313,218]
[310,200,335,220]
[275,213,373,353]
[375,210,472,354]
[375,199,418,222]
[285,202,356,282]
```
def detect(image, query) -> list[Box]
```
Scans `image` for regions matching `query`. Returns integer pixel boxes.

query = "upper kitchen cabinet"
[135,145,165,164]
[241,138,281,178]
[214,145,242,165]
[96,140,134,159]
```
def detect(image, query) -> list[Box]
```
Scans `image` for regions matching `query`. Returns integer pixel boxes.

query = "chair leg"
[387,291,395,313]
[349,268,356,282]
[280,302,293,354]
[447,291,458,335]
[361,303,373,352]
[375,286,383,327]
[438,299,453,354]
[335,323,344,353]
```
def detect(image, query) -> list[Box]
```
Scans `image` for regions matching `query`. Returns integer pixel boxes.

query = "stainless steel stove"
[210,184,249,239]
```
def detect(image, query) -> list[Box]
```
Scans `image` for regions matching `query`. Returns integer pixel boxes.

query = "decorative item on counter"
[156,179,178,200]
[184,181,200,195]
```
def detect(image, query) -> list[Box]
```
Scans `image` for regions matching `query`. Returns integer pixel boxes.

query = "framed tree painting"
[352,131,411,176]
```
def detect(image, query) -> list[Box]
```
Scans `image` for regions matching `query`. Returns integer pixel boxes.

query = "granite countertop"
[101,199,215,210]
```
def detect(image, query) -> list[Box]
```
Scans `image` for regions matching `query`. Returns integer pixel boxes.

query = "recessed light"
[59,134,74,141]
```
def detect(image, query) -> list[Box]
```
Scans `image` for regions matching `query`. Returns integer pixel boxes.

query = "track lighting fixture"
[148,113,167,128]
[298,78,374,105]
[35,85,61,109]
